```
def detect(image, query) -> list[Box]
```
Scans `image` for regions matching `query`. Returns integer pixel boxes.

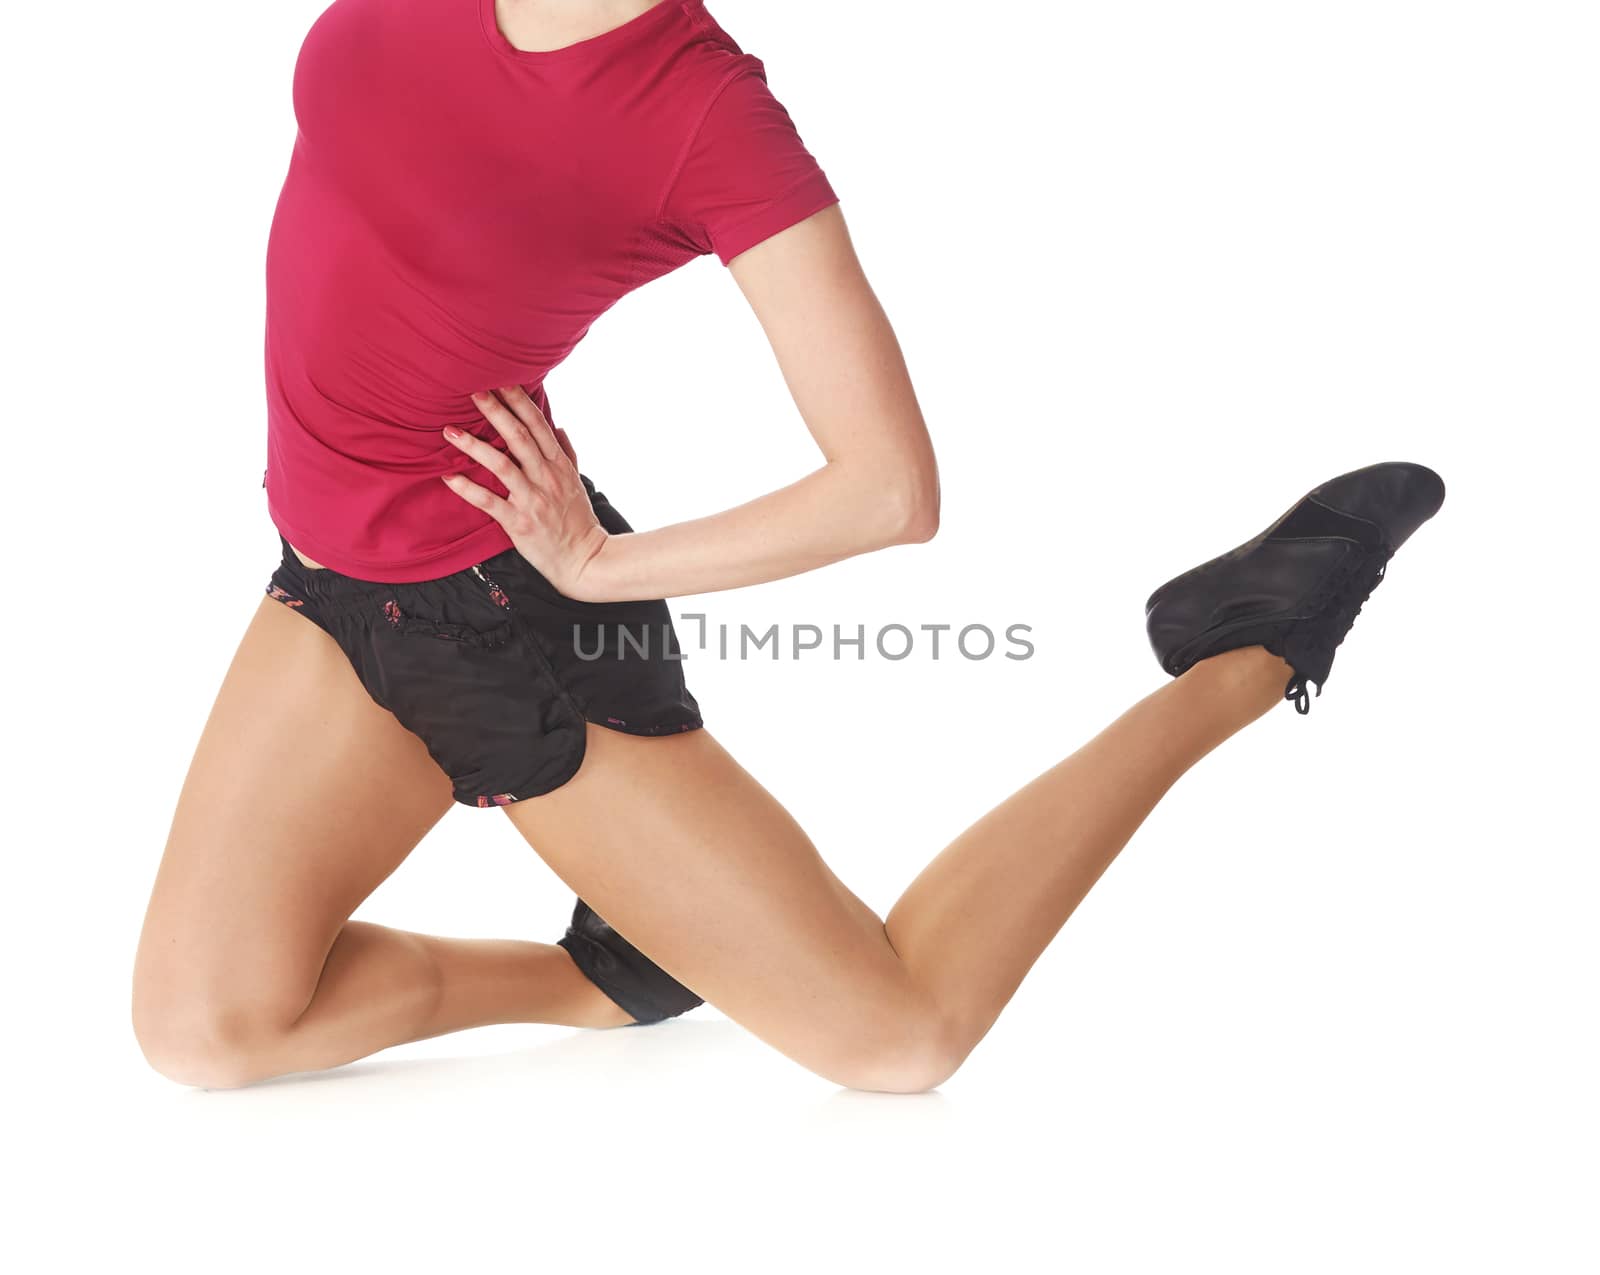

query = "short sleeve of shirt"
[659,64,839,266]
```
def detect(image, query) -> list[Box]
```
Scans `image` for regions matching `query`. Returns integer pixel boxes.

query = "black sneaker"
[1144,461,1445,713]
[556,898,703,1026]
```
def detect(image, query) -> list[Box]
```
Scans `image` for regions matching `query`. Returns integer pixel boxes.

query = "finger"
[496,385,563,464]
[444,422,531,498]
[554,427,577,467]
[439,471,516,524]
[467,392,548,475]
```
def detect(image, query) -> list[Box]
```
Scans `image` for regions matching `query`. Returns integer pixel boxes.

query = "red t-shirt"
[263,0,838,580]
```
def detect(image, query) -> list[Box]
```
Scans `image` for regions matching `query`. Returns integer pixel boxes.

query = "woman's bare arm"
[441,204,940,603]
[575,204,940,599]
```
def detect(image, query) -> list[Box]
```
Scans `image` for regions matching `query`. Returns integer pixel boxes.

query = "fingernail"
[444,425,463,440]
[470,391,487,402]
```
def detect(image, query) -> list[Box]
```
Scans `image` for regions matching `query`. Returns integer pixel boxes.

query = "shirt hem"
[266,492,515,583]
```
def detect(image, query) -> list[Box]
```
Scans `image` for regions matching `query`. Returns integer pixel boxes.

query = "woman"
[132,0,1444,1091]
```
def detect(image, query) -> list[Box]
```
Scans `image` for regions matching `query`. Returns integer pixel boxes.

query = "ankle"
[1180,644,1292,705]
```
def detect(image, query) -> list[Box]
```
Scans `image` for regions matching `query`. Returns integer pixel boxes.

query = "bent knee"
[133,993,304,1089]
[823,1010,967,1095]
[132,977,310,1090]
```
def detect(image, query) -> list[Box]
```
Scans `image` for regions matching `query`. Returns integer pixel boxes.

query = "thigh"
[134,594,455,1023]
[503,724,932,1078]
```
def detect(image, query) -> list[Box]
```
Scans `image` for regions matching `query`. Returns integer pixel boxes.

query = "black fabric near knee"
[557,899,703,1026]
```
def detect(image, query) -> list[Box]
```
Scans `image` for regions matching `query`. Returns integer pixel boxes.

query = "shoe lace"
[1283,547,1394,714]
[1284,671,1320,715]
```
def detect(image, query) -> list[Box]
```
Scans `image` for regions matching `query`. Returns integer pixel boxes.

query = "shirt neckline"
[478,0,695,63]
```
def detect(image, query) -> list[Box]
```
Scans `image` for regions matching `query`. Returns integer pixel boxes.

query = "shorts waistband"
[272,533,437,613]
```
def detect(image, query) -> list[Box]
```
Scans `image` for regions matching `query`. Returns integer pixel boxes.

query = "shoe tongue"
[1271,498,1385,549]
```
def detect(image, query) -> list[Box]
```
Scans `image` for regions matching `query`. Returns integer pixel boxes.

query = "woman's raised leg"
[133,594,630,1090]
[502,644,1292,1092]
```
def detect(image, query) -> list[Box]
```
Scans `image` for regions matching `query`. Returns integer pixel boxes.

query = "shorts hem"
[556,928,703,1026]
[453,745,586,809]
[454,713,704,809]
[584,711,705,739]
[556,931,650,1024]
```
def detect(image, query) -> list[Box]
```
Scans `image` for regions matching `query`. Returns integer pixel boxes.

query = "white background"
[4,1,1596,1270]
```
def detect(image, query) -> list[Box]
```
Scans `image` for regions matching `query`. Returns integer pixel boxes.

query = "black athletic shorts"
[262,474,703,808]
[261,474,705,1025]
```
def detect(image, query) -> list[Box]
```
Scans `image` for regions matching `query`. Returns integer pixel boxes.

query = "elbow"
[895,490,940,544]
[881,469,941,546]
